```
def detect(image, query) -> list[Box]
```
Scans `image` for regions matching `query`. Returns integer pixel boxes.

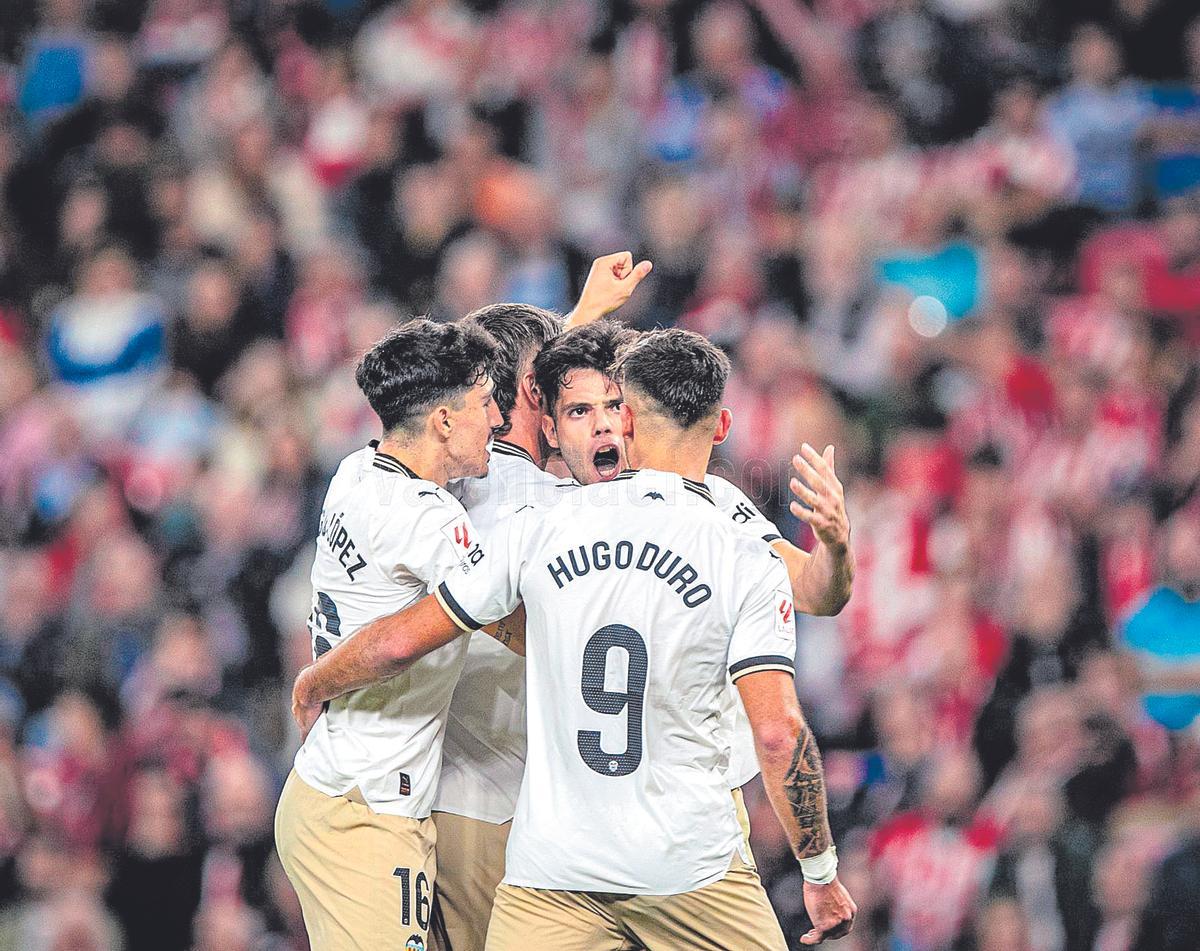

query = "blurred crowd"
[1,0,1200,949]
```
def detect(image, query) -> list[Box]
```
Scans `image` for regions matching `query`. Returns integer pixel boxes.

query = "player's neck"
[376,436,453,488]
[499,411,545,467]
[628,443,712,483]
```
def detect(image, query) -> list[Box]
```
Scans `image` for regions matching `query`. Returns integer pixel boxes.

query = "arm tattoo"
[489,619,514,648]
[784,723,832,858]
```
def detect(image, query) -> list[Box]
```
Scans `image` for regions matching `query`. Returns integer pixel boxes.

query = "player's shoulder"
[359,444,468,520]
[460,445,578,516]
[703,472,742,501]
[704,472,783,541]
[492,446,574,493]
[328,444,376,486]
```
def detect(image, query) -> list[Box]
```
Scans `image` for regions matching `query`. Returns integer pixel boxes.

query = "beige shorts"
[732,785,756,868]
[275,770,437,951]
[485,853,785,951]
[428,811,511,951]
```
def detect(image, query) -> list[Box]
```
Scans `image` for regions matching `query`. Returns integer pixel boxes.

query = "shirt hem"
[293,761,434,819]
[432,805,516,824]
[502,860,733,897]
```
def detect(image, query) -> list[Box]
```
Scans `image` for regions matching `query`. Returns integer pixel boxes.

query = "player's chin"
[466,451,490,479]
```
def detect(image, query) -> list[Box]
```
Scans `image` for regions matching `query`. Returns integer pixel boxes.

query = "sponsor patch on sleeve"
[440,516,484,572]
[775,590,795,635]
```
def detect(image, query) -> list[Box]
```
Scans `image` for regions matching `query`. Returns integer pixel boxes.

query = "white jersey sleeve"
[728,545,797,684]
[724,546,797,790]
[434,504,537,633]
[706,473,784,544]
[371,486,485,591]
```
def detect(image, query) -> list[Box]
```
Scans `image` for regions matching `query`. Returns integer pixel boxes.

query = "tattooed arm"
[485,603,526,656]
[737,670,856,944]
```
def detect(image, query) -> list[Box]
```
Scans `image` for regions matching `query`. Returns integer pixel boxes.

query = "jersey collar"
[491,439,538,467]
[613,468,715,506]
[368,440,419,478]
[681,476,716,507]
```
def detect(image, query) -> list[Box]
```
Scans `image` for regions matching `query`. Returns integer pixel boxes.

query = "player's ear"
[712,407,733,446]
[432,404,453,440]
[520,369,541,412]
[541,413,559,450]
[620,401,635,440]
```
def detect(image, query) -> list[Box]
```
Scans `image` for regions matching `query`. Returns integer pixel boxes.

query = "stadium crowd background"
[0,0,1199,948]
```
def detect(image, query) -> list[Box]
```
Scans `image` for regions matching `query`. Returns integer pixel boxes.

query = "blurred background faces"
[0,0,1199,949]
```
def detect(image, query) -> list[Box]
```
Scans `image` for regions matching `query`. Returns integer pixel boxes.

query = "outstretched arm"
[738,670,855,944]
[775,444,854,617]
[564,251,653,327]
[291,596,525,737]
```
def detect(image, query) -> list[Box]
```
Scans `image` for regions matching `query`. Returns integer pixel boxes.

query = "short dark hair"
[463,303,562,435]
[355,319,498,433]
[614,328,730,429]
[534,320,637,416]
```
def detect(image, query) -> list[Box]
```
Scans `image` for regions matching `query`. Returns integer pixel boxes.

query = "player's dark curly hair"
[462,303,562,436]
[355,319,498,434]
[533,320,637,416]
[613,328,730,429]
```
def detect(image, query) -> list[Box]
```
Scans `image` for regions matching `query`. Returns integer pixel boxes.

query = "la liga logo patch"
[776,592,795,633]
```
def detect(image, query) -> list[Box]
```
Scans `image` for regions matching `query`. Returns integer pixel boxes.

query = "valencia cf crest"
[406,936,425,951]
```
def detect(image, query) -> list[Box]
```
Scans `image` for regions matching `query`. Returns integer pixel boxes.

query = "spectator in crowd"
[1122,505,1200,731]
[1046,24,1154,215]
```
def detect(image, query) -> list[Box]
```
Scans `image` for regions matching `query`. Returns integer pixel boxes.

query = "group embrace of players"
[275,254,858,950]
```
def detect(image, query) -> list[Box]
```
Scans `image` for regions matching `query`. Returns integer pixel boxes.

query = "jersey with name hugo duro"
[435,468,797,895]
[437,449,789,824]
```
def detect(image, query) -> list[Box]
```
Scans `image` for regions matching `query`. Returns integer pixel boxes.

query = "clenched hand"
[566,251,653,327]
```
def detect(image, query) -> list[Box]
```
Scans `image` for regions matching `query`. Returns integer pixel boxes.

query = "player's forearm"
[563,306,594,329]
[484,603,526,656]
[775,539,855,617]
[754,711,834,861]
[296,597,458,705]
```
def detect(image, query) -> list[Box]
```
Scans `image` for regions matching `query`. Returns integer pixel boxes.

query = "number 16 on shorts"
[394,866,431,934]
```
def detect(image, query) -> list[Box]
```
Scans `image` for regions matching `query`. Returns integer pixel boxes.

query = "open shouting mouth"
[593,444,621,480]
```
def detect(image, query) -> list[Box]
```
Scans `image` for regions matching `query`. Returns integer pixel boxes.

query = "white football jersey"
[435,469,797,895]
[706,473,785,546]
[436,440,576,823]
[706,474,785,789]
[293,443,484,818]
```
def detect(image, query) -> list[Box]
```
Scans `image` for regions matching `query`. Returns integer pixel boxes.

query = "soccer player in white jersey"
[275,319,501,951]
[534,321,855,822]
[291,329,857,949]
[428,254,652,951]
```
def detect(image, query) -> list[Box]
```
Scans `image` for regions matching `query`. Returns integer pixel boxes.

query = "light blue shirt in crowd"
[1046,81,1153,213]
